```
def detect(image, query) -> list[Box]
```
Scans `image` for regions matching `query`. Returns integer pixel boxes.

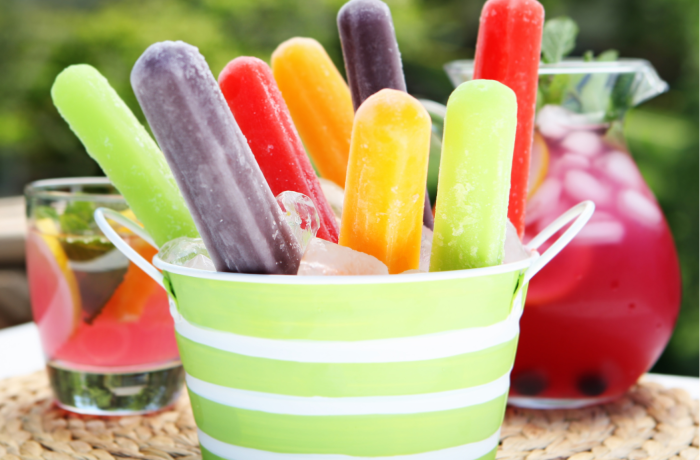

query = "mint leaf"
[541,17,578,64]
[596,49,619,62]
[538,17,629,123]
[560,49,620,116]
[542,74,571,105]
[59,200,96,234]
[35,205,59,220]
[607,69,634,121]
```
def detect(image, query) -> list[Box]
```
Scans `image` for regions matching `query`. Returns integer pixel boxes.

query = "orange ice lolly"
[101,238,159,323]
[339,89,431,274]
[271,38,354,188]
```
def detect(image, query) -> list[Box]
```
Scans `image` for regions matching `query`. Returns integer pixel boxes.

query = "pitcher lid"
[444,58,668,107]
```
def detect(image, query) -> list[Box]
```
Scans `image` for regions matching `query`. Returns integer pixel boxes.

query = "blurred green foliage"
[0,0,696,375]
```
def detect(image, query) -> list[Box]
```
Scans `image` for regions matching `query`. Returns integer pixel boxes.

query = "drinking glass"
[435,59,681,408]
[25,177,183,414]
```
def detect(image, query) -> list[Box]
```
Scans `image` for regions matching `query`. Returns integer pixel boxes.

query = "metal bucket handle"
[94,200,594,286]
[94,207,164,288]
[522,200,595,283]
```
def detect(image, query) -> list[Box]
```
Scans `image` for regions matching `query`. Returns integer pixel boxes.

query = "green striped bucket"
[95,201,593,460]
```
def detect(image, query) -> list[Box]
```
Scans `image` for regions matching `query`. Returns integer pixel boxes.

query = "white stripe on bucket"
[186,372,510,416]
[198,428,500,460]
[170,298,521,364]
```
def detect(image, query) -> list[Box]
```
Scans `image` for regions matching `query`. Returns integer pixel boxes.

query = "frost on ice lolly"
[338,0,434,230]
[131,41,302,274]
[430,80,517,272]
[51,65,198,248]
[473,0,545,237]
[271,38,354,189]
[218,57,339,244]
[339,89,431,274]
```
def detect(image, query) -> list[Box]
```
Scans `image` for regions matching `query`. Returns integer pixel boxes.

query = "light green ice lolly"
[51,64,199,247]
[429,79,516,271]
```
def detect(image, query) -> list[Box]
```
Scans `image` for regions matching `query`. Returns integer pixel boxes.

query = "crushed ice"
[159,237,211,266]
[276,191,320,253]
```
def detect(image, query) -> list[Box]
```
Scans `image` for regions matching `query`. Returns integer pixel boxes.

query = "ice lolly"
[430,80,517,272]
[338,0,434,230]
[339,89,431,274]
[218,57,339,243]
[271,38,354,189]
[131,41,302,274]
[473,0,545,238]
[338,0,406,108]
[51,65,199,247]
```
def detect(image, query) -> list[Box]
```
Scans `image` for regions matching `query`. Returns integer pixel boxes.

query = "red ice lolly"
[219,57,340,243]
[473,0,544,238]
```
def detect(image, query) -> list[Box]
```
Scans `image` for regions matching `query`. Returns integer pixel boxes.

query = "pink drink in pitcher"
[509,106,681,406]
[443,57,683,408]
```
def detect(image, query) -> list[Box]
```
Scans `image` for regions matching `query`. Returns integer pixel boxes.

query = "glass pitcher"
[429,59,681,408]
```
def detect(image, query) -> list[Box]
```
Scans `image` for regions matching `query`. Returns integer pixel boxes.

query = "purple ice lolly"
[423,194,434,230]
[337,0,434,230]
[337,0,406,109]
[131,41,302,274]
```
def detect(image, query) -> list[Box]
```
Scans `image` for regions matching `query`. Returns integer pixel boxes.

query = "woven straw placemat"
[0,371,697,460]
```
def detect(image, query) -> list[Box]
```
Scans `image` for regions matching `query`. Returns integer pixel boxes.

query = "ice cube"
[561,131,602,157]
[526,178,562,225]
[589,210,616,222]
[535,105,596,140]
[276,191,320,253]
[420,226,433,272]
[618,189,662,227]
[183,254,216,271]
[159,237,210,265]
[575,221,625,245]
[504,220,530,263]
[556,152,591,172]
[597,151,642,187]
[298,238,389,276]
[318,178,344,220]
[564,170,610,203]
[536,105,571,139]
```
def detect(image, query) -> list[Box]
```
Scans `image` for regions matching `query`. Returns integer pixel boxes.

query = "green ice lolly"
[429,79,516,271]
[51,64,199,247]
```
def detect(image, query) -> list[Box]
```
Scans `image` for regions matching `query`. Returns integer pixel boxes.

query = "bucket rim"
[95,201,594,290]
[152,251,537,285]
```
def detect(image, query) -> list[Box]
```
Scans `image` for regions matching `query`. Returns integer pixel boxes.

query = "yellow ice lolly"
[271,38,354,188]
[339,89,431,274]
[430,79,517,272]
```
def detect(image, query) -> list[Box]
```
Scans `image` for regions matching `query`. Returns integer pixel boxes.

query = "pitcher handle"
[94,207,164,288]
[523,200,595,284]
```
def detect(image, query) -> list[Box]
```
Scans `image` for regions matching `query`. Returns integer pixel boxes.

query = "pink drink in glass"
[26,233,177,369]
[25,178,182,414]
